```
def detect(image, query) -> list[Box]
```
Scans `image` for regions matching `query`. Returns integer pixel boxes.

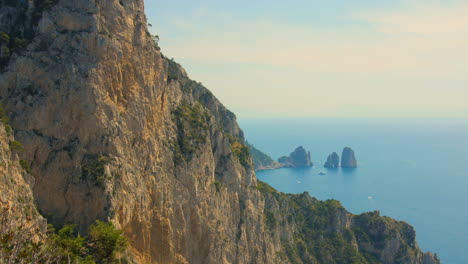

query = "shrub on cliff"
[47,221,127,264]
[172,102,209,162]
[88,221,128,264]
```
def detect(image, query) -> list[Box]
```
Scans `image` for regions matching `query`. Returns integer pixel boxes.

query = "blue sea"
[240,118,468,264]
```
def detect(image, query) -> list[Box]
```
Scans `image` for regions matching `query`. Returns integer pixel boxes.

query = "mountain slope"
[0,1,439,263]
[247,142,284,171]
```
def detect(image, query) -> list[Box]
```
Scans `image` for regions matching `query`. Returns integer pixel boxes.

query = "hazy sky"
[144,0,468,119]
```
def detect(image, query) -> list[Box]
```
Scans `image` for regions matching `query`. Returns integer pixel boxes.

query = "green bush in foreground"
[0,218,127,264]
[88,221,128,264]
[48,220,127,264]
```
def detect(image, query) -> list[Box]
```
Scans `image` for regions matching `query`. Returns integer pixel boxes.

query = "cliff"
[278,146,313,167]
[247,142,284,171]
[0,1,439,263]
[0,117,47,262]
[342,147,358,168]
[324,152,340,169]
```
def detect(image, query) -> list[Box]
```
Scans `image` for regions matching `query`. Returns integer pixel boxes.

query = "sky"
[144,0,468,119]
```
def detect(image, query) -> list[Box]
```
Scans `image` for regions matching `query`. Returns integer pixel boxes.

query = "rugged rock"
[278,146,313,167]
[0,121,47,262]
[259,183,440,264]
[341,147,358,168]
[0,1,439,264]
[324,152,340,168]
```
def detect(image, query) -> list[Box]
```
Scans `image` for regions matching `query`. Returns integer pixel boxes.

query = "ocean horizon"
[240,118,468,264]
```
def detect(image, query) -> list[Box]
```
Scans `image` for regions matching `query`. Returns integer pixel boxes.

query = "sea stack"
[278,146,313,167]
[324,152,340,168]
[341,147,357,168]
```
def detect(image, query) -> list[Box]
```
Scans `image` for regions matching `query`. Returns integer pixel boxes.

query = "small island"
[278,146,313,168]
[341,147,357,168]
[324,152,340,168]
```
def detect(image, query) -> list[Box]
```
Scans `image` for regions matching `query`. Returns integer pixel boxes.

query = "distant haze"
[145,0,468,119]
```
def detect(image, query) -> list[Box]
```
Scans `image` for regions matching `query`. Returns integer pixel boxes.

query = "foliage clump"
[166,57,181,82]
[0,221,128,264]
[0,105,12,136]
[81,154,114,187]
[213,180,224,192]
[172,102,209,163]
[19,160,32,174]
[227,135,252,168]
[8,140,24,152]
[88,221,128,264]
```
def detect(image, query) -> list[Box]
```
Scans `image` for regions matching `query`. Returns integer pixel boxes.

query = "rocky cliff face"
[341,147,358,168]
[0,121,47,262]
[278,146,313,168]
[0,1,439,264]
[324,152,340,168]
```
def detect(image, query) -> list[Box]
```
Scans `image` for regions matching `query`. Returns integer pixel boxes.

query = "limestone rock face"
[324,152,340,168]
[0,1,439,264]
[0,122,47,260]
[278,146,312,167]
[341,147,357,168]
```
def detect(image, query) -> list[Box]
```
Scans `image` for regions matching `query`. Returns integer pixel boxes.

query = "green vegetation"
[0,105,12,136]
[279,196,372,264]
[256,185,413,264]
[88,221,128,263]
[8,140,24,152]
[1,206,126,264]
[47,224,94,263]
[13,37,28,51]
[81,154,114,186]
[255,180,278,195]
[246,141,276,170]
[19,159,32,174]
[166,57,180,82]
[0,0,59,70]
[0,32,9,44]
[227,135,252,168]
[172,102,209,163]
[0,30,15,69]
[213,180,224,192]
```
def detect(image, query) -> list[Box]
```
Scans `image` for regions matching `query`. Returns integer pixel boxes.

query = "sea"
[240,118,468,264]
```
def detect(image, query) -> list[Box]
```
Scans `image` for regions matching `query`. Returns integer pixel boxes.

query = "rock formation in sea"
[0,0,439,263]
[278,146,313,167]
[324,152,340,168]
[341,147,358,168]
